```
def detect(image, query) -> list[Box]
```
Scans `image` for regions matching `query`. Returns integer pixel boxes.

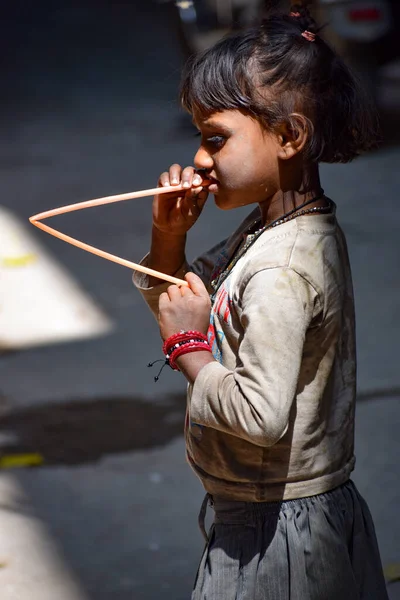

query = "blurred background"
[0,1,399,598]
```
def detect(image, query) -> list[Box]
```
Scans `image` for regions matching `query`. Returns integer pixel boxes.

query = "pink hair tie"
[301,30,316,42]
[289,11,301,17]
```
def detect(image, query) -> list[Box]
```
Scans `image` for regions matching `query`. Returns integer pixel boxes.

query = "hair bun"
[289,3,317,32]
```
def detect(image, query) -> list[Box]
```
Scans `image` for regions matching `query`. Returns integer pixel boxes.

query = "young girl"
[134,6,388,599]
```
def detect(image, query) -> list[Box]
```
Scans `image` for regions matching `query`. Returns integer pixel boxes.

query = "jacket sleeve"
[189,267,319,447]
[131,239,228,319]
[132,209,260,318]
[132,254,189,319]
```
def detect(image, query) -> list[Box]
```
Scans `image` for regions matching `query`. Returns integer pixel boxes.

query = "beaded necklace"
[210,191,332,299]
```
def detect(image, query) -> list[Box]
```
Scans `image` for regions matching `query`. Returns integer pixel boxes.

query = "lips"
[205,175,220,193]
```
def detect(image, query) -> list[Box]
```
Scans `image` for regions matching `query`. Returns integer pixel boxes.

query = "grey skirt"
[192,480,388,600]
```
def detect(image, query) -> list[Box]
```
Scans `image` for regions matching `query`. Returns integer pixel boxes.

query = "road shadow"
[0,393,186,466]
[0,392,201,600]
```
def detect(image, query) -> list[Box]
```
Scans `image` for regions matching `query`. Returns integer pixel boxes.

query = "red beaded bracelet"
[162,330,208,355]
[148,330,211,382]
[164,337,207,359]
[168,341,212,370]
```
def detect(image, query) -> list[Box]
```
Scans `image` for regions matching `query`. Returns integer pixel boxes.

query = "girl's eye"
[206,136,225,148]
[194,132,226,149]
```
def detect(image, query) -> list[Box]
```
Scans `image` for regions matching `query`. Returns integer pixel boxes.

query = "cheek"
[216,143,259,188]
[219,153,274,191]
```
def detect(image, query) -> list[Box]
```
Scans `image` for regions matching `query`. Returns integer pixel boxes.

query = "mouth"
[205,175,220,194]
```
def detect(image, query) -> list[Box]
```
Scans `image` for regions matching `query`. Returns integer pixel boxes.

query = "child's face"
[193,109,281,211]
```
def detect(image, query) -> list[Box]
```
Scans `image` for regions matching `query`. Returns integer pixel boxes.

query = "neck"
[259,163,324,226]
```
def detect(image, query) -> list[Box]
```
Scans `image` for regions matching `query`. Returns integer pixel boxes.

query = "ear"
[275,113,312,160]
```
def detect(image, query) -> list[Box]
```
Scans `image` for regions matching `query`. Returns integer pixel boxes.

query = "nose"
[194,146,214,171]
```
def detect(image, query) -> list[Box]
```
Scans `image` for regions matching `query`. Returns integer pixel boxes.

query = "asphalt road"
[0,2,399,598]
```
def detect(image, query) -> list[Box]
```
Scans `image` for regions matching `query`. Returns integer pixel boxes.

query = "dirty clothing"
[134,207,357,502]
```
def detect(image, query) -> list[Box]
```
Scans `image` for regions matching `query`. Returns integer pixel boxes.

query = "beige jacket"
[134,207,357,502]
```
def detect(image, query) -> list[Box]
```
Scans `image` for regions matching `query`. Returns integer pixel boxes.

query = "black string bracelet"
[147,358,170,382]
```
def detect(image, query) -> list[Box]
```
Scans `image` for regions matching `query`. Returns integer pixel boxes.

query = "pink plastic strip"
[29,184,192,287]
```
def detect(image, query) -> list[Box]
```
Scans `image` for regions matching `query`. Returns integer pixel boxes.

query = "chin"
[214,195,233,210]
[214,192,244,211]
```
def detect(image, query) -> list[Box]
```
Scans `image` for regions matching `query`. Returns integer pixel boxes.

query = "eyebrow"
[193,119,233,134]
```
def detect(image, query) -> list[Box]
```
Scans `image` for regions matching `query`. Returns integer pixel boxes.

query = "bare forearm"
[147,225,187,287]
[175,351,215,385]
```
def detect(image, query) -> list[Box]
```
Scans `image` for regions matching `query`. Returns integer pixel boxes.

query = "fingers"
[185,272,210,298]
[158,165,206,189]
[189,186,209,210]
[159,165,181,188]
[182,166,200,189]
[159,172,172,188]
[197,191,209,211]
[180,282,195,296]
[167,285,182,301]
[159,291,170,310]
[159,165,188,188]
[170,164,184,186]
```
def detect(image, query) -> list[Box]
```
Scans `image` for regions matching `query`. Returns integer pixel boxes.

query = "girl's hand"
[158,272,211,340]
[153,165,209,236]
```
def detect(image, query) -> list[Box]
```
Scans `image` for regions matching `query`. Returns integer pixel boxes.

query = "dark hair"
[180,5,380,163]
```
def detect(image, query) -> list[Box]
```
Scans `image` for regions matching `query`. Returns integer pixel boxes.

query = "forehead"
[193,109,257,130]
[193,109,271,141]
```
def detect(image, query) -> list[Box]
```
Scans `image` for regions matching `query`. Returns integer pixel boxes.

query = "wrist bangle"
[162,330,208,355]
[164,336,208,357]
[148,334,211,382]
[168,341,211,370]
